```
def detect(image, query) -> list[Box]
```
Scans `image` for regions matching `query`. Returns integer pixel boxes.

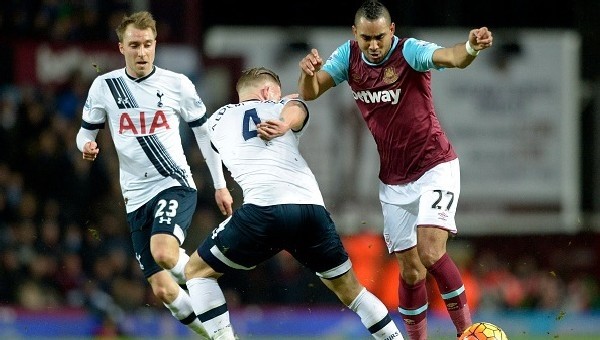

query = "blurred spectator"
[55,69,89,123]
[474,250,526,310]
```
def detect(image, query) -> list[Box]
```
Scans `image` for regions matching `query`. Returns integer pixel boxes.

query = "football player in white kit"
[75,11,233,338]
[183,67,404,340]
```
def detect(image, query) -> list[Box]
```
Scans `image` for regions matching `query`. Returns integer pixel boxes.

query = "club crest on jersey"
[136,253,144,270]
[119,111,170,134]
[156,90,164,107]
[383,67,398,84]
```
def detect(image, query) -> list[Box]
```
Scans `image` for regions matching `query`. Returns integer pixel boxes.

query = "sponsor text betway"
[352,89,401,104]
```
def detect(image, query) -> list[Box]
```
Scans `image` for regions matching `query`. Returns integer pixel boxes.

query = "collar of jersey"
[125,65,156,83]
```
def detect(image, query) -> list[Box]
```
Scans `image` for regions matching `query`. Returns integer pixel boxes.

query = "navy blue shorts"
[127,186,197,278]
[198,204,350,278]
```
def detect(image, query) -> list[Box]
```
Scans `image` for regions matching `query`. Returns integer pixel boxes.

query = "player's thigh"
[128,186,197,278]
[416,159,460,233]
[286,205,351,279]
[151,186,198,244]
[381,200,419,253]
[128,208,162,279]
[198,205,280,274]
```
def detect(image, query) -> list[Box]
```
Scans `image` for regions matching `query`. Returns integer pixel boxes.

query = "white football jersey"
[81,66,205,212]
[207,99,325,207]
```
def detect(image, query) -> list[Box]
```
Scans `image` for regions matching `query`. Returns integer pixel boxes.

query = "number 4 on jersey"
[242,108,260,140]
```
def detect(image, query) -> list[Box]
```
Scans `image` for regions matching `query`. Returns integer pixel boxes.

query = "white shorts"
[379,159,460,253]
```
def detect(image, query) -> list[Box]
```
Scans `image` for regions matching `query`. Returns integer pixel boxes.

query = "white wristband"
[465,41,479,56]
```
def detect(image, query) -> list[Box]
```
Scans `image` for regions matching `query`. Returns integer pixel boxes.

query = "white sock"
[348,288,404,340]
[163,286,210,338]
[168,248,189,285]
[187,277,235,339]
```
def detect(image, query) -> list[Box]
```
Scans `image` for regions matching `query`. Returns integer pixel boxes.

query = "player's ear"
[118,42,125,55]
[259,86,267,101]
[261,86,272,101]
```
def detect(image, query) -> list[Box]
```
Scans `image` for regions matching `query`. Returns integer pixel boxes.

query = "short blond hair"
[236,67,281,93]
[115,11,157,42]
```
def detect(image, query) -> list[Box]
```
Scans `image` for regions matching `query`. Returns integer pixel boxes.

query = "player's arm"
[76,79,104,161]
[257,100,308,141]
[180,75,233,215]
[298,48,335,100]
[191,123,233,216]
[76,127,100,161]
[432,27,493,69]
[281,100,309,132]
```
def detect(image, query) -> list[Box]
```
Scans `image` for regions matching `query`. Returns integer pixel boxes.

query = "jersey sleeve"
[280,98,309,135]
[402,38,445,72]
[81,77,107,128]
[321,41,351,86]
[191,123,227,189]
[178,75,207,123]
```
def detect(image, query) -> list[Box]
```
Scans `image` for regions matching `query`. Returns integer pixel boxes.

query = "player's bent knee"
[417,247,445,267]
[401,267,425,284]
[420,253,442,268]
[152,250,178,270]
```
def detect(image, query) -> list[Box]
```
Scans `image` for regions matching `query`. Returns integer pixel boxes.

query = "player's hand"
[299,48,323,76]
[82,141,99,161]
[257,119,290,141]
[469,27,493,51]
[215,187,233,216]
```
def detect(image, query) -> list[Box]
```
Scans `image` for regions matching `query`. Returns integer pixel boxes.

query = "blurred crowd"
[0,0,133,43]
[343,233,600,315]
[0,1,598,336]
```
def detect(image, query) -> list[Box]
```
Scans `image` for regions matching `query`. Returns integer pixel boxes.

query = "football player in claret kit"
[75,11,232,338]
[298,1,493,339]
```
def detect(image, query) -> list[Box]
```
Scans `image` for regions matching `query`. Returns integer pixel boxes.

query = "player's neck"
[239,95,262,102]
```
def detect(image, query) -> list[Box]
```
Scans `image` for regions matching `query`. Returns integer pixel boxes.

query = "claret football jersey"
[323,37,457,185]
